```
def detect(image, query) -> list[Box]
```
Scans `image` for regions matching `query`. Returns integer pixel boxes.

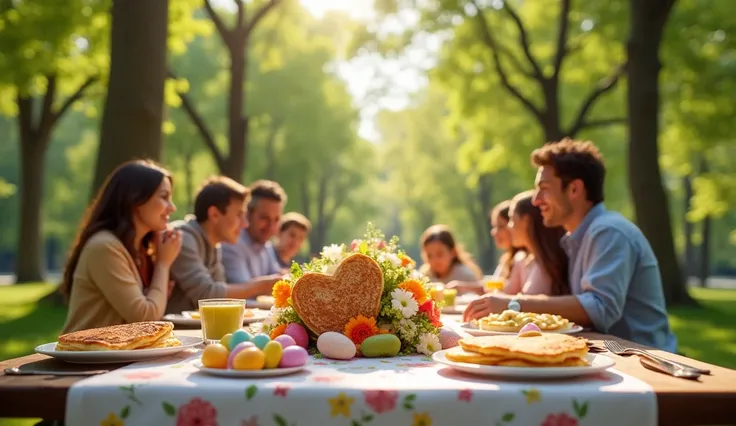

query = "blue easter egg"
[229,329,252,351]
[251,333,271,350]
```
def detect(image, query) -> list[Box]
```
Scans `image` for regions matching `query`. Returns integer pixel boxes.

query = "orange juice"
[199,299,245,341]
[483,276,504,293]
[429,285,445,303]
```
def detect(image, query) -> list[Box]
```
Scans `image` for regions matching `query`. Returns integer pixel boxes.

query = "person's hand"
[446,280,484,296]
[156,229,182,267]
[462,294,510,322]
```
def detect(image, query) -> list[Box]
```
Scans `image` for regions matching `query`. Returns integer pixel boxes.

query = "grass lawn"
[0,284,735,426]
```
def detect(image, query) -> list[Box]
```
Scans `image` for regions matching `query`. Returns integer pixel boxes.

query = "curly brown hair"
[531,138,606,204]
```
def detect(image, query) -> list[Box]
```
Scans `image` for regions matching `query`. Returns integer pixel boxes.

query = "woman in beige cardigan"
[60,160,182,334]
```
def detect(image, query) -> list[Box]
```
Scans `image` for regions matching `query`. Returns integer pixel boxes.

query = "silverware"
[603,340,705,379]
[3,367,109,376]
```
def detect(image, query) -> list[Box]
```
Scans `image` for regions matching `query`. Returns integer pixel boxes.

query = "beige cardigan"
[61,231,168,334]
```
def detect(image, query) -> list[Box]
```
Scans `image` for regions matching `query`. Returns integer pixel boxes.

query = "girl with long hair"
[60,160,182,333]
[505,190,569,296]
[419,224,482,293]
[489,200,524,279]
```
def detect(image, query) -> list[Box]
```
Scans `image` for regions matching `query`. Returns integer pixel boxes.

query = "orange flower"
[272,280,292,308]
[343,315,379,346]
[270,323,287,339]
[398,280,428,304]
[399,254,415,268]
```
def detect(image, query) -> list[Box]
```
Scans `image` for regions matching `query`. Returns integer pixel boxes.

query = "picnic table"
[1,317,735,425]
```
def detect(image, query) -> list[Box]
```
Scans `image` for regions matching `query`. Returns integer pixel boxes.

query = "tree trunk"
[698,216,711,287]
[15,125,49,283]
[221,38,247,180]
[92,0,169,195]
[627,0,694,306]
[682,174,694,278]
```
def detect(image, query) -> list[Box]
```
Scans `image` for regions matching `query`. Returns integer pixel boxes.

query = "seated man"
[221,179,285,285]
[269,212,311,270]
[464,138,677,352]
[166,177,282,314]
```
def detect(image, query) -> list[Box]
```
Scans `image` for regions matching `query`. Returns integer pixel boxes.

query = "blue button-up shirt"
[561,203,678,352]
[221,230,281,283]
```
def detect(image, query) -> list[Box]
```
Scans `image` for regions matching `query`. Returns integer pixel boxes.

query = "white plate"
[246,297,274,310]
[194,361,306,377]
[432,350,614,379]
[460,323,583,336]
[163,310,269,327]
[35,335,203,364]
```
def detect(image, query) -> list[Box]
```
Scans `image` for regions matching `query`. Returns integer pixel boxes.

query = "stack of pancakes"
[56,321,181,351]
[446,333,589,367]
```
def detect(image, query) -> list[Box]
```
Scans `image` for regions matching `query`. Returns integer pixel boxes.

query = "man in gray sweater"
[166,176,282,314]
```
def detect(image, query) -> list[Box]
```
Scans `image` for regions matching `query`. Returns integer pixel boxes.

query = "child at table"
[489,199,526,280]
[419,224,482,293]
[504,190,569,296]
[60,160,182,334]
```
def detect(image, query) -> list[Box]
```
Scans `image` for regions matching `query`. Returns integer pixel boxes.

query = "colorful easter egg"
[273,334,296,348]
[232,347,265,370]
[251,333,271,350]
[317,332,356,360]
[201,344,229,369]
[285,323,309,349]
[229,329,252,351]
[263,341,284,368]
[278,346,308,368]
[360,334,401,357]
[227,341,256,369]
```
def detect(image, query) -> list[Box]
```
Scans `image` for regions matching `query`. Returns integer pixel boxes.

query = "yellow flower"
[100,412,124,426]
[399,253,415,268]
[524,388,541,404]
[328,392,355,417]
[413,412,432,426]
[398,280,428,304]
[272,280,292,308]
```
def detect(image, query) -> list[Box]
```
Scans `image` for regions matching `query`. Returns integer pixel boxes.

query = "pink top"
[503,255,552,296]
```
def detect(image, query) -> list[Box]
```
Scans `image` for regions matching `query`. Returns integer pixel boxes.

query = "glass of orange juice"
[199,298,245,344]
[483,275,504,293]
[443,288,457,307]
[429,283,445,304]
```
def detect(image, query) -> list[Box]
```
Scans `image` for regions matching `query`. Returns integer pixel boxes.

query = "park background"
[0,3,735,423]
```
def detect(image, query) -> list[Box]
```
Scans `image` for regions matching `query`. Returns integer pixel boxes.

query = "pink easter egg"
[273,334,297,348]
[285,323,309,349]
[278,346,308,368]
[227,341,256,369]
[519,323,541,335]
[439,328,462,349]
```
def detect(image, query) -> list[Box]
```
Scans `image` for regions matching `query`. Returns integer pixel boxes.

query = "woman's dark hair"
[60,160,172,299]
[510,191,569,295]
[419,224,482,280]
[489,200,520,280]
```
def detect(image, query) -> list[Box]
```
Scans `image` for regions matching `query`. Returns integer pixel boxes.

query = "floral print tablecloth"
[66,349,656,426]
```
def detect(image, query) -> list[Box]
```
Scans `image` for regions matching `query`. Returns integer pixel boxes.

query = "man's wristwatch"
[507,296,521,312]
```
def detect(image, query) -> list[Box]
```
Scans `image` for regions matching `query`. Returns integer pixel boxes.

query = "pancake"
[291,253,384,335]
[474,310,572,332]
[496,358,589,367]
[445,347,505,365]
[458,334,588,364]
[57,321,175,351]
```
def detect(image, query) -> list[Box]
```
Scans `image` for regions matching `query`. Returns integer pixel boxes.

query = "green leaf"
[578,401,589,418]
[351,421,362,426]
[405,394,417,402]
[246,384,258,400]
[120,406,130,419]
[162,402,176,417]
[363,414,374,422]
[274,414,288,426]
[403,403,414,410]
[502,412,515,422]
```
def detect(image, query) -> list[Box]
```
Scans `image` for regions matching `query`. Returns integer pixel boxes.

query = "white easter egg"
[317,332,356,360]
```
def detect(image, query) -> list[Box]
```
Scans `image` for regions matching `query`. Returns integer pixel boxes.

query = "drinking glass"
[443,288,458,307]
[198,298,245,344]
[483,275,505,293]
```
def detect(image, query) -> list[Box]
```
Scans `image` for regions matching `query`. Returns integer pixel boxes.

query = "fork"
[603,340,705,378]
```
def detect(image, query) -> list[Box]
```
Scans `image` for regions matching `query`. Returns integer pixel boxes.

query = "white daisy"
[321,244,344,263]
[409,269,425,280]
[391,288,419,318]
[416,332,442,355]
[378,252,402,268]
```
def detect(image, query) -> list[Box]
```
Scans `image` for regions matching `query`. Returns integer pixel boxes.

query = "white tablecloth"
[67,349,656,426]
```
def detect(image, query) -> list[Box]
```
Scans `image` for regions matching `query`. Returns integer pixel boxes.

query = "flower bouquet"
[262,224,443,356]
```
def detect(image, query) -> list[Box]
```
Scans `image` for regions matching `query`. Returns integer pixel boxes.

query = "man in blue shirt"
[464,139,677,352]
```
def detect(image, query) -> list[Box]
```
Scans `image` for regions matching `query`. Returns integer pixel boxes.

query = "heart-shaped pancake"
[291,253,384,335]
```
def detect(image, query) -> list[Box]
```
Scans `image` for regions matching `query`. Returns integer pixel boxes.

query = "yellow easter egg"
[220,333,233,348]
[201,344,229,369]
[232,347,265,370]
[263,341,283,369]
